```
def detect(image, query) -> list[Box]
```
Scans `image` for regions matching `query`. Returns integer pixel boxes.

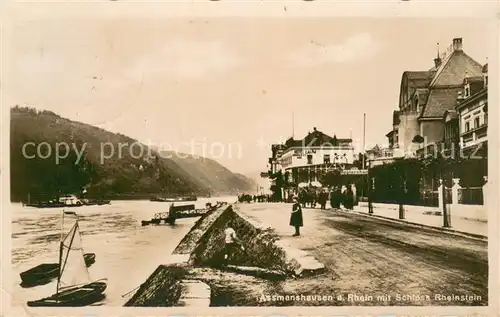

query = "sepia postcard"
[1,2,498,317]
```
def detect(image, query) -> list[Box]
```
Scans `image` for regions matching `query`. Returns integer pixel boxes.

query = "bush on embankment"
[125,203,296,307]
[188,204,293,273]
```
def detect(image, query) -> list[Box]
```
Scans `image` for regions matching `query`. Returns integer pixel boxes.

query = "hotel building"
[269,128,358,192]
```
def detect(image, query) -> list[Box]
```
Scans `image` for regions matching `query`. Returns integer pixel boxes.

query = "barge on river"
[150,195,197,202]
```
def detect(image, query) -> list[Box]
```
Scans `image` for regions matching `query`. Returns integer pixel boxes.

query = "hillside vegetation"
[159,151,257,195]
[10,106,256,202]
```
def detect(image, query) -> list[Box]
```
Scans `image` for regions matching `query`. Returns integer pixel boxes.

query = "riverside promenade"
[354,202,487,238]
[236,202,488,305]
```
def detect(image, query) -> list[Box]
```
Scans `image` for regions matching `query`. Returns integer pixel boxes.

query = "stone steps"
[175,280,211,307]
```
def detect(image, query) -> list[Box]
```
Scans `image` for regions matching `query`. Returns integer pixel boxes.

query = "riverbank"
[124,202,487,307]
[125,203,326,307]
[10,198,237,306]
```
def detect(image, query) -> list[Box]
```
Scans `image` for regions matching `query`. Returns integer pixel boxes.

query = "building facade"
[269,127,356,188]
[454,63,488,185]
[456,65,488,155]
[373,38,484,165]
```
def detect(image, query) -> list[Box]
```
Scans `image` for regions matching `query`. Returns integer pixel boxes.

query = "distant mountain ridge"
[156,150,257,195]
[10,106,256,201]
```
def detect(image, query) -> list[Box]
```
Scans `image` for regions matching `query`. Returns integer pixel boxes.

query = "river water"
[10,196,237,307]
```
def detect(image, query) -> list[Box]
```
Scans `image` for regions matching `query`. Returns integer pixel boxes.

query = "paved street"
[236,202,488,306]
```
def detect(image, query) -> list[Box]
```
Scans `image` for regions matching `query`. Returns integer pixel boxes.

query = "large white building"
[271,128,357,187]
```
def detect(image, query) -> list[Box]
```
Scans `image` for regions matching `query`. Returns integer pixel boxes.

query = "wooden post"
[398,203,405,219]
[441,178,451,228]
[438,179,443,211]
[451,178,460,211]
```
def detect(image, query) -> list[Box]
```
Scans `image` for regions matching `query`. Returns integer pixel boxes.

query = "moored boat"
[26,214,107,307]
[27,279,107,307]
[25,195,85,208]
[20,253,96,287]
[149,195,197,202]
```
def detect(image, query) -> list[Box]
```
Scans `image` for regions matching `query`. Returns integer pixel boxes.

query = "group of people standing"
[295,185,356,210]
[237,194,270,203]
[329,185,355,210]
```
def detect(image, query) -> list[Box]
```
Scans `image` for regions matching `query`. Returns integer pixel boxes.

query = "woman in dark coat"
[290,196,303,236]
[344,186,354,210]
[331,186,342,209]
[329,188,336,209]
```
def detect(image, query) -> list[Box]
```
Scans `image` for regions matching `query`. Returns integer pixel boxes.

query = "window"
[323,154,330,164]
[464,84,470,97]
[465,121,470,132]
[307,155,313,165]
[485,75,488,86]
[474,117,480,129]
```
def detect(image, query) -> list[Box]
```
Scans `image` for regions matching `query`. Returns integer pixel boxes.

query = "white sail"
[57,221,91,292]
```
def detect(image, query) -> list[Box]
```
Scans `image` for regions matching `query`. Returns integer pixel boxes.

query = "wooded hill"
[10,106,256,202]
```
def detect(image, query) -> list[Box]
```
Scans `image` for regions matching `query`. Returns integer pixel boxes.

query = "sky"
[8,17,492,174]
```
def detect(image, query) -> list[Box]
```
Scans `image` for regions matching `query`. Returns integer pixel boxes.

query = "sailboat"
[27,215,107,306]
[20,212,96,287]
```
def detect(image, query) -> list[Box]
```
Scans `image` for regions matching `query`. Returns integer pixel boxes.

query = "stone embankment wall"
[125,203,311,306]
[124,264,188,306]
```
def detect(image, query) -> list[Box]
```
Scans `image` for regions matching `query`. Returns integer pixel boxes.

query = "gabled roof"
[419,88,463,118]
[443,109,458,122]
[302,129,351,146]
[366,144,381,154]
[482,63,488,73]
[429,50,483,87]
[402,71,436,89]
[284,129,351,148]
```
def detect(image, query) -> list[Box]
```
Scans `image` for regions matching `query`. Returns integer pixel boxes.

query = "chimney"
[452,38,463,51]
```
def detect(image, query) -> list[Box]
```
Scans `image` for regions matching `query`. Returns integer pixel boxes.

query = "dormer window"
[484,74,488,87]
[464,84,470,98]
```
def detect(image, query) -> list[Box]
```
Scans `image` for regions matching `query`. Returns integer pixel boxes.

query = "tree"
[319,169,342,187]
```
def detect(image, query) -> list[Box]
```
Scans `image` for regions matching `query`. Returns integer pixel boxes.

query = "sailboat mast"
[56,240,63,294]
[57,211,64,294]
[57,221,79,294]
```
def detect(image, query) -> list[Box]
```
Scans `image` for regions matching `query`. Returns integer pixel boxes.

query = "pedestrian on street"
[290,196,303,236]
[344,185,354,210]
[331,186,342,209]
[319,190,327,209]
